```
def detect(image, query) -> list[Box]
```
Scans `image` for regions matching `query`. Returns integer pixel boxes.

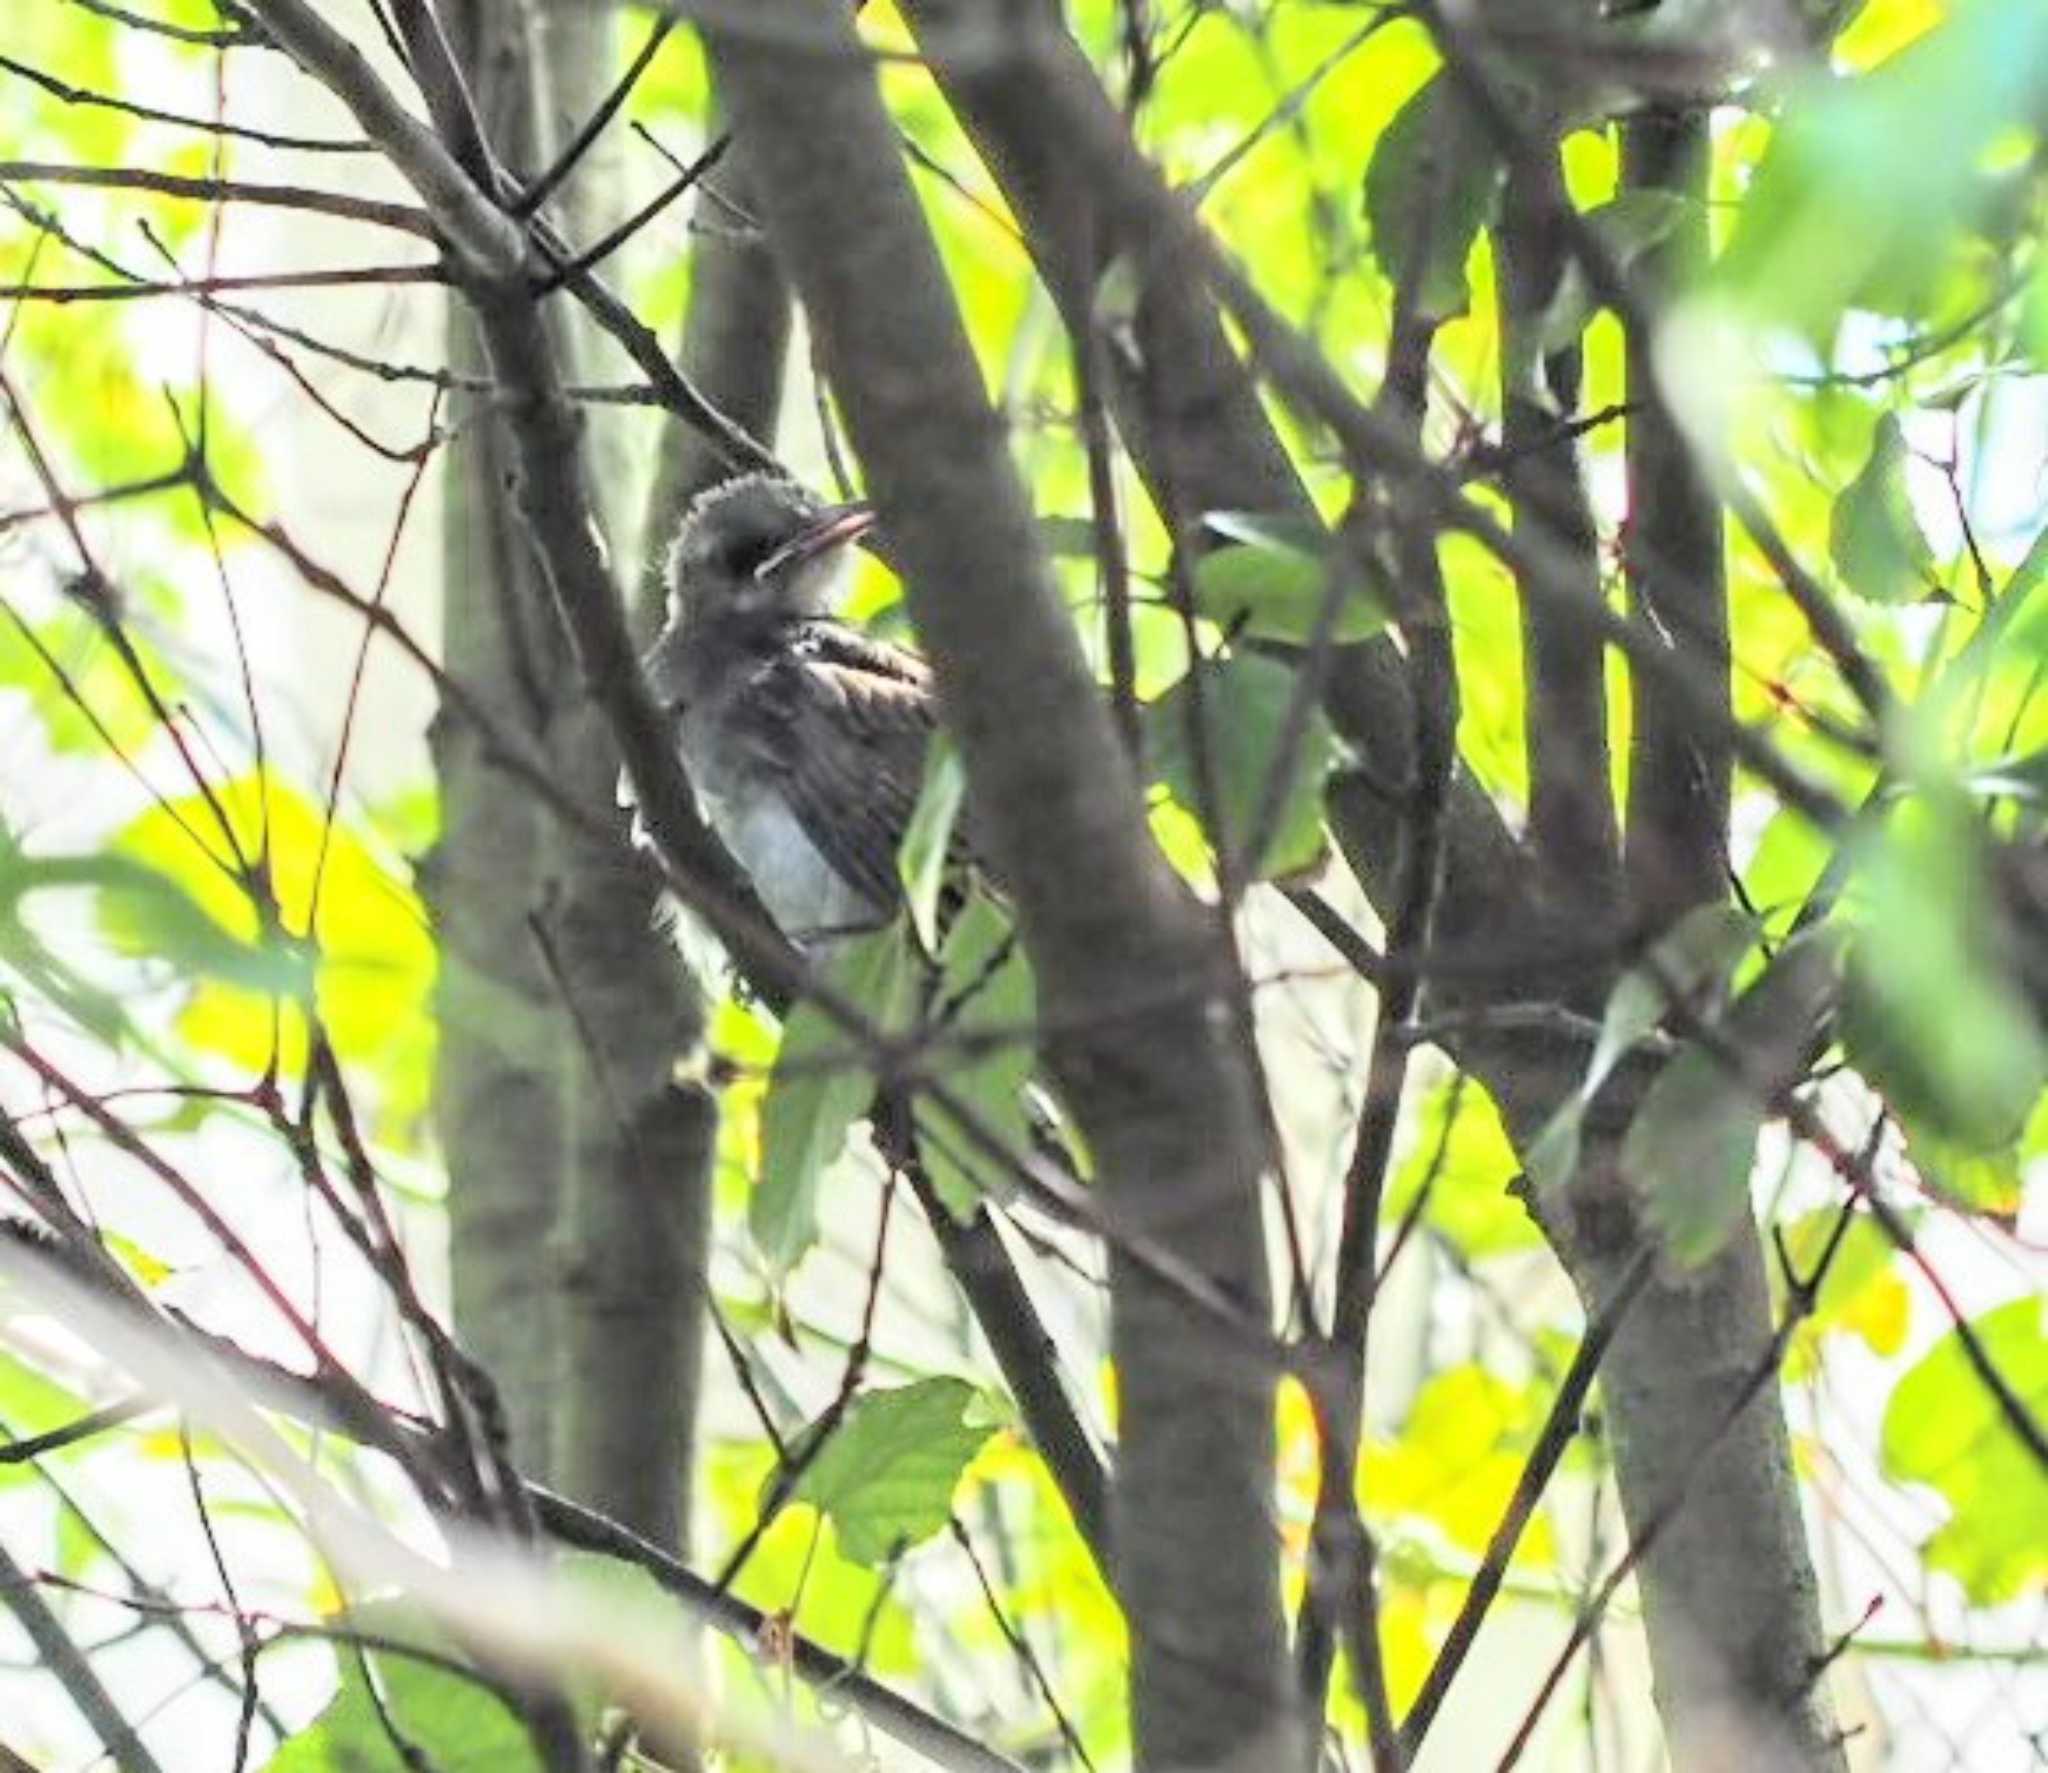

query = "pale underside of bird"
[622,473,968,952]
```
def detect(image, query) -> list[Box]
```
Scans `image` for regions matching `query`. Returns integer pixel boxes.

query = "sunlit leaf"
[1776,1209,1913,1380]
[1881,1296,2048,1605]
[1143,653,1333,880]
[1192,515,1387,646]
[706,1440,919,1673]
[1841,794,2047,1150]
[1364,73,1502,323]
[107,774,436,1140]
[780,1377,999,1567]
[1383,1074,1540,1257]
[1361,1365,1557,1568]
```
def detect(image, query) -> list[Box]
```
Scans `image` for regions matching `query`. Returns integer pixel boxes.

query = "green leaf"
[754,924,918,1272]
[1841,797,2047,1150]
[268,1603,539,1773]
[1191,516,1387,646]
[781,1377,998,1566]
[914,893,1037,1217]
[1628,929,1842,1264]
[1364,73,1503,323]
[1143,653,1333,880]
[1527,905,1757,1193]
[1522,1098,1584,1197]
[1591,904,1757,1100]
[1534,189,1692,356]
[1829,415,1935,603]
[1624,1045,1769,1265]
[1881,1296,2048,1605]
[896,736,965,952]
[1717,0,2048,338]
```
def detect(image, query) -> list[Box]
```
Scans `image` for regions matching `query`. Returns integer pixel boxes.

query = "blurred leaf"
[268,1603,538,1772]
[1365,73,1502,323]
[1535,189,1691,355]
[0,1352,101,1489]
[1829,414,1935,603]
[1384,1075,1540,1257]
[915,893,1036,1217]
[896,736,964,952]
[1594,904,1757,1098]
[1881,1296,2048,1605]
[755,924,916,1272]
[1527,904,1757,1193]
[1841,795,2047,1149]
[781,1377,998,1566]
[0,607,166,758]
[1777,1209,1912,1380]
[1718,0,2048,338]
[87,856,308,997]
[1192,516,1387,646]
[1629,929,1842,1264]
[1625,1046,1768,1264]
[109,775,436,1141]
[1362,1366,1556,1567]
[1039,514,1103,557]
[1144,653,1332,880]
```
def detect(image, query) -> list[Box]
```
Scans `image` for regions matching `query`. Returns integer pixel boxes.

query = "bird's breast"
[678,715,881,948]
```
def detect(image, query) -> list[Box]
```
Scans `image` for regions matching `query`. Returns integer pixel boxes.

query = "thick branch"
[702,6,1299,1766]
[1497,146,1621,931]
[1621,107,1731,930]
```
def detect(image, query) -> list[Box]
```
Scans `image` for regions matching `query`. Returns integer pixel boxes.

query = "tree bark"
[434,0,708,1557]
[702,7,1300,1766]
[880,9,1848,1766]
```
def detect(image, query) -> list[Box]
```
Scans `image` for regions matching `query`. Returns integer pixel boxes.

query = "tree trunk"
[704,7,1301,1765]
[434,1,709,1559]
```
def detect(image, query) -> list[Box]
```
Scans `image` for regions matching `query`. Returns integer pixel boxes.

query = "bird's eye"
[726,533,775,583]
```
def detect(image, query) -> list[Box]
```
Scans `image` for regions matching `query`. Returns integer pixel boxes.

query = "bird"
[630,472,960,951]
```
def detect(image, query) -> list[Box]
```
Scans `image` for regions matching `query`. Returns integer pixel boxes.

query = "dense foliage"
[0,1,2042,1769]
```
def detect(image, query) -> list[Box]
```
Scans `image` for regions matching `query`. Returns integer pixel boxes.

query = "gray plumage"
[629,474,949,948]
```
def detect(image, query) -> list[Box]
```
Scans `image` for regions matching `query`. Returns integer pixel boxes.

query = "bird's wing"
[726,622,948,913]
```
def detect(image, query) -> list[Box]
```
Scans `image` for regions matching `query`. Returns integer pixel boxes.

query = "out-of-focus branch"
[1621,107,1731,931]
[0,1538,164,1773]
[1496,144,1621,928]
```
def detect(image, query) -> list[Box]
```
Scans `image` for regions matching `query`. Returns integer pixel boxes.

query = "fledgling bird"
[631,473,952,949]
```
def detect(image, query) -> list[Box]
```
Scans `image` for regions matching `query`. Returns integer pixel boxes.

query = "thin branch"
[514,13,678,217]
[66,0,264,49]
[531,1486,1027,1773]
[0,48,370,153]
[0,162,434,236]
[0,263,446,304]
[0,1539,165,1773]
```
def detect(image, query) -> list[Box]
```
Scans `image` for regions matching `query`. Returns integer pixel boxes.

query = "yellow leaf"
[113,772,434,1139]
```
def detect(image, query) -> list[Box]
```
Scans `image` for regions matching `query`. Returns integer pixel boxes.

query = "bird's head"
[664,473,874,632]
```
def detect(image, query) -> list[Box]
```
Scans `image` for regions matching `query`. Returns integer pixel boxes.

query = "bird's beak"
[755,501,876,581]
